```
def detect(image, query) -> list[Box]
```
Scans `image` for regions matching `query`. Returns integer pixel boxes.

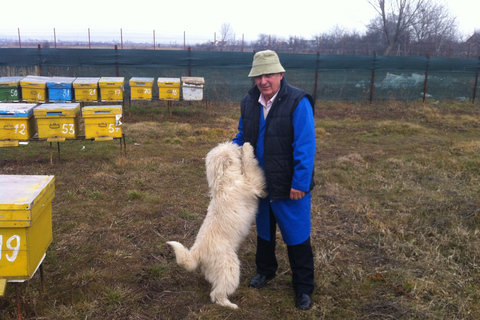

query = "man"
[233,50,316,310]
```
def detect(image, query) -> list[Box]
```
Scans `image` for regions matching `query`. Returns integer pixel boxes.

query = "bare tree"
[410,0,458,54]
[367,0,426,55]
[252,34,284,51]
[218,23,234,50]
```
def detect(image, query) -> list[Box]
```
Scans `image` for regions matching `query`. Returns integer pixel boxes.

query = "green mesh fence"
[1,48,479,102]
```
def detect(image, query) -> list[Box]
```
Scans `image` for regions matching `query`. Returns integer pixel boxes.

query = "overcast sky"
[0,0,478,44]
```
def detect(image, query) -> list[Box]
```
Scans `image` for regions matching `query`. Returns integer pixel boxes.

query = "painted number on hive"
[108,124,120,133]
[62,123,75,135]
[0,235,20,262]
[14,124,26,135]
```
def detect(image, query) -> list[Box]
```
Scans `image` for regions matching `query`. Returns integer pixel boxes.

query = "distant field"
[1,99,479,319]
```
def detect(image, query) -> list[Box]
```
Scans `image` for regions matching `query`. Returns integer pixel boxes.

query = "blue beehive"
[47,77,76,103]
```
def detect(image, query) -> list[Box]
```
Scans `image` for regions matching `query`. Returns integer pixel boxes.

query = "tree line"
[2,1,478,58]
[206,0,479,58]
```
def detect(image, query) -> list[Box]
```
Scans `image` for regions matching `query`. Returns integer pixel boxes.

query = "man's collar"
[258,90,279,109]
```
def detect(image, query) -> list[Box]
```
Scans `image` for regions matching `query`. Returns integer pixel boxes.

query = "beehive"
[99,77,124,102]
[82,105,123,141]
[0,103,38,147]
[47,77,76,103]
[158,78,180,101]
[181,76,205,101]
[34,103,81,141]
[0,76,23,102]
[20,76,51,103]
[73,77,100,102]
[129,77,154,100]
[0,175,55,285]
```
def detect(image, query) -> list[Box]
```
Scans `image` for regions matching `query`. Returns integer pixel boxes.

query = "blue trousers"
[255,203,315,295]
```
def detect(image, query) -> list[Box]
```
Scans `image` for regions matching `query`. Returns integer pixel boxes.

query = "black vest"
[240,78,315,200]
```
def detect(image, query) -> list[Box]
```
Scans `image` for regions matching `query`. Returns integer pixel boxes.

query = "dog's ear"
[218,154,232,175]
[212,154,231,179]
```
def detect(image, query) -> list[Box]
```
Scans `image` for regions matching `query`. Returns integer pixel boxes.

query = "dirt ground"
[1,100,480,319]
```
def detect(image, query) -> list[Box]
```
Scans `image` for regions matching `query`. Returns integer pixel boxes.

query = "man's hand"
[290,188,305,200]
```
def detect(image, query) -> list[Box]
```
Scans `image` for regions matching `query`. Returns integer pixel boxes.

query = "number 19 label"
[0,235,20,262]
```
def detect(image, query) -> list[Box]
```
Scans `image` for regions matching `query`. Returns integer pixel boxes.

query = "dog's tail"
[166,241,199,272]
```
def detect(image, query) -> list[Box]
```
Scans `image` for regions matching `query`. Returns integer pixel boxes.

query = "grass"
[1,99,480,319]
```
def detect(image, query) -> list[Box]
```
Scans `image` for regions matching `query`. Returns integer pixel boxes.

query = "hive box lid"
[99,77,125,87]
[82,105,123,117]
[20,76,52,88]
[0,76,24,86]
[47,77,76,87]
[0,175,55,227]
[0,103,37,117]
[73,77,100,88]
[33,103,81,118]
[158,78,180,86]
[181,77,205,85]
[129,77,154,86]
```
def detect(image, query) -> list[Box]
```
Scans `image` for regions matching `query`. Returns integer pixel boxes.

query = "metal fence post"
[423,53,430,103]
[115,45,119,77]
[473,56,480,104]
[188,47,192,76]
[314,51,319,104]
[370,52,376,103]
[37,44,43,76]
[18,28,22,48]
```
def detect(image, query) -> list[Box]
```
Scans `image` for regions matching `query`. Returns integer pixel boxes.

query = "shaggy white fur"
[167,142,267,309]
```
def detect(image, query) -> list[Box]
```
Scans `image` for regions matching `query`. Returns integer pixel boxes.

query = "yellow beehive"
[129,77,154,100]
[0,175,54,290]
[82,105,123,141]
[20,76,51,103]
[158,78,180,101]
[34,103,81,142]
[0,103,38,147]
[99,77,124,102]
[73,77,100,102]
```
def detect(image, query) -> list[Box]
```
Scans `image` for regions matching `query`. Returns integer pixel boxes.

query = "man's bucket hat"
[248,50,285,77]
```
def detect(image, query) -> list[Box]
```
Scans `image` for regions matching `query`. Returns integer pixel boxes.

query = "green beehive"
[0,77,23,102]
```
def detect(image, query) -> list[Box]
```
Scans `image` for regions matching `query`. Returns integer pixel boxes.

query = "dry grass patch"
[1,101,480,319]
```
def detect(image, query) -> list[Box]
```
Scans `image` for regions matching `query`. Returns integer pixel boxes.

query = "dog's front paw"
[242,143,256,168]
[242,142,254,156]
[259,190,268,199]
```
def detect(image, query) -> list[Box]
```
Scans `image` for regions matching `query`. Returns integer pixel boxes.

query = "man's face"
[254,73,284,101]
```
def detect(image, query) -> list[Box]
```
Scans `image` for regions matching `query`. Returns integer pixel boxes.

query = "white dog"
[167,142,267,309]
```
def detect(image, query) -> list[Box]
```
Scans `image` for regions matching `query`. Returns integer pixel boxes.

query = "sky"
[0,0,478,45]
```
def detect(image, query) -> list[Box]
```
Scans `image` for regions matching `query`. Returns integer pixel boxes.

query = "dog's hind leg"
[208,253,240,309]
[213,295,238,309]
